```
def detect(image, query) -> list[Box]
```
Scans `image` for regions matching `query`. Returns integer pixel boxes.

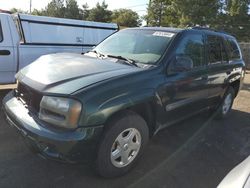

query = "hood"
[17,53,140,94]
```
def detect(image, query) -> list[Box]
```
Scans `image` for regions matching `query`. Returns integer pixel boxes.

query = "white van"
[0,13,118,84]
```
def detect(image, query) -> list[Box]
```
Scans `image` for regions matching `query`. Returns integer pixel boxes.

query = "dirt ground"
[0,73,249,188]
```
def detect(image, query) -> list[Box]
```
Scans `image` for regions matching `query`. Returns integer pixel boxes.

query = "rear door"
[206,34,231,106]
[0,16,16,84]
[157,31,209,126]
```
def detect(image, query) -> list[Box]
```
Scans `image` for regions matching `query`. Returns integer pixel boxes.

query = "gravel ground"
[0,73,249,188]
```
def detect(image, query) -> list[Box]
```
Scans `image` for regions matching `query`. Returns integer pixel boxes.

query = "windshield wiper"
[106,54,138,67]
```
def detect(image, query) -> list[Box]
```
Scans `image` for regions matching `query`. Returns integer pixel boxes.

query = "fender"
[78,88,162,127]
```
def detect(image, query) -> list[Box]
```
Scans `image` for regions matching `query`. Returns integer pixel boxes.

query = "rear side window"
[0,22,3,42]
[226,38,241,61]
[175,33,205,68]
[207,35,228,64]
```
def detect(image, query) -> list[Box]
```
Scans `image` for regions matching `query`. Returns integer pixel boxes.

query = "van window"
[13,16,24,42]
[175,33,205,68]
[226,39,241,61]
[0,22,3,42]
[207,35,228,64]
[84,28,116,45]
[22,23,84,44]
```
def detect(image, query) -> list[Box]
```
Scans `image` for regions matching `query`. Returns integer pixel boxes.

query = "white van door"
[0,16,16,84]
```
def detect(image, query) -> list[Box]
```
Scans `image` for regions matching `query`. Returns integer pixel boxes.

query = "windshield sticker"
[153,31,174,37]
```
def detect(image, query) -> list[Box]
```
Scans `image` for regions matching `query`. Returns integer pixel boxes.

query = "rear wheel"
[96,111,149,177]
[216,87,235,119]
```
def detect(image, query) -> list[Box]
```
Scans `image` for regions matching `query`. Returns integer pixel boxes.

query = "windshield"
[93,29,175,64]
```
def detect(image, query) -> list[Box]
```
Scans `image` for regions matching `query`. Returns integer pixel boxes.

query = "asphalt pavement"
[0,73,249,188]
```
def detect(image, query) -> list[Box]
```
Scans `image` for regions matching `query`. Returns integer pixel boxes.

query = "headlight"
[39,96,82,129]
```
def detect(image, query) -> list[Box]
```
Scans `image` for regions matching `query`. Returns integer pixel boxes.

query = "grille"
[15,82,43,113]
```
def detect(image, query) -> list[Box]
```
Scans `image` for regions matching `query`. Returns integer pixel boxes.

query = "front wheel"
[96,111,149,178]
[216,87,235,119]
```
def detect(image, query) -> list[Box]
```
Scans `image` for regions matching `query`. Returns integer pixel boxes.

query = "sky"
[0,0,148,16]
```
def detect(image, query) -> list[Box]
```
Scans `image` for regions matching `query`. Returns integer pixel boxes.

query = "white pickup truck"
[0,13,118,84]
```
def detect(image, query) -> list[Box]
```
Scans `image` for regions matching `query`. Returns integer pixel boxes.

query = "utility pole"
[30,0,32,13]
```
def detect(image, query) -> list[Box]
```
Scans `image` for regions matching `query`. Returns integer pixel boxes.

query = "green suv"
[3,27,245,177]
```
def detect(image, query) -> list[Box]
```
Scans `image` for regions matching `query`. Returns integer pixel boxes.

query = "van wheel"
[216,87,235,119]
[96,111,149,178]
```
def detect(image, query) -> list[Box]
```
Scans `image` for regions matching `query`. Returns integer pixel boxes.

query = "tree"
[32,0,83,20]
[87,1,112,22]
[79,3,90,20]
[218,0,250,41]
[64,0,81,19]
[145,0,250,41]
[146,0,171,26]
[174,0,220,27]
[10,8,28,14]
[43,0,65,18]
[32,9,46,16]
[112,9,141,27]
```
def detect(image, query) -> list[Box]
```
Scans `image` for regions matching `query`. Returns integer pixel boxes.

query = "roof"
[189,26,235,38]
[126,27,184,33]
[126,26,234,38]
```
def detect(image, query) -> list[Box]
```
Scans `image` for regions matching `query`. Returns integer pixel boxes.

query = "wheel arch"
[103,101,157,137]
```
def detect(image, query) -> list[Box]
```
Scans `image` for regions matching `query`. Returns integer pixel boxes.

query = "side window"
[13,18,23,42]
[0,21,3,42]
[221,38,229,63]
[207,35,222,64]
[175,33,205,68]
[207,35,228,64]
[226,38,241,61]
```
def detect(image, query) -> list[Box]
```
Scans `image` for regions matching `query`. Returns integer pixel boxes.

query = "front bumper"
[3,91,103,163]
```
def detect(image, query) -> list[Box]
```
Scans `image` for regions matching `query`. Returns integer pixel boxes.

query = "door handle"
[0,50,11,56]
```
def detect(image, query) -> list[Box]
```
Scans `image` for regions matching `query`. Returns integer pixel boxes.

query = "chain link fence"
[239,43,250,69]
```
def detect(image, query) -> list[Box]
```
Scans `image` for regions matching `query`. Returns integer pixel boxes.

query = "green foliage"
[64,0,81,19]
[215,0,250,41]
[32,9,46,16]
[87,1,112,22]
[79,3,90,20]
[11,0,141,28]
[44,0,65,18]
[146,0,171,26]
[10,0,249,41]
[112,9,141,27]
[10,8,28,14]
[146,0,250,41]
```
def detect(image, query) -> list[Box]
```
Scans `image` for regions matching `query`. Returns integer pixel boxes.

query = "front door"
[157,32,209,127]
[0,17,16,84]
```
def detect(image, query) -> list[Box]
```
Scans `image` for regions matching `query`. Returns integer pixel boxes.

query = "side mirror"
[170,55,193,73]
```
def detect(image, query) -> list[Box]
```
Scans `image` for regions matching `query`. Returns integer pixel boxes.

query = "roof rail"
[191,26,215,31]
[191,26,231,36]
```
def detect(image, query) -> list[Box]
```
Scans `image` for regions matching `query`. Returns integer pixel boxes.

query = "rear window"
[207,35,228,64]
[0,22,3,42]
[226,38,241,61]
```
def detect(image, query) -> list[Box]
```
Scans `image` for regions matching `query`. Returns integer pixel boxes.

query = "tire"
[96,110,149,178]
[216,86,235,119]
